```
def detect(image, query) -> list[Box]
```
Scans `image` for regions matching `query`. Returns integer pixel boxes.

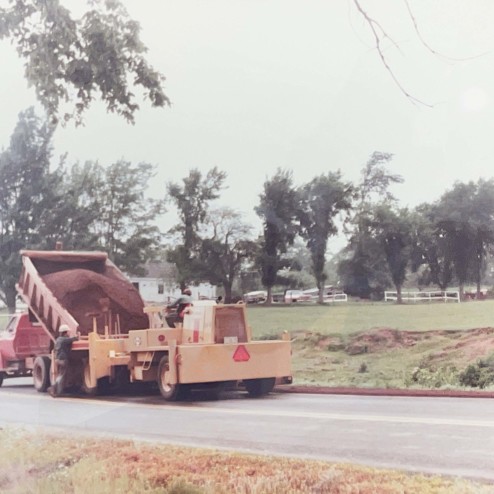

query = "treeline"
[1,109,493,310]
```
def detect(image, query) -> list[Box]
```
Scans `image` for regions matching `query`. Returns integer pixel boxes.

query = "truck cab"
[0,312,50,386]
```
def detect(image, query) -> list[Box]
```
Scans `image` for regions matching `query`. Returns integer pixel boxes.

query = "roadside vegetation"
[248,301,494,390]
[0,428,491,494]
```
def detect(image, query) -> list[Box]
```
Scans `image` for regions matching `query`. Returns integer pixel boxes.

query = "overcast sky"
[2,0,494,252]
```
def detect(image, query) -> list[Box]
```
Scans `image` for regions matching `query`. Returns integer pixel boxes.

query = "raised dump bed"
[16,250,149,339]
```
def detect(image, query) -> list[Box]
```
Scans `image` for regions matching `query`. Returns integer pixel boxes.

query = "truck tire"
[33,356,51,392]
[157,355,189,401]
[244,377,276,397]
[82,360,98,396]
[0,372,4,387]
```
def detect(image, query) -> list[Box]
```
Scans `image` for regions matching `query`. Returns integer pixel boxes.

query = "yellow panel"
[177,341,292,384]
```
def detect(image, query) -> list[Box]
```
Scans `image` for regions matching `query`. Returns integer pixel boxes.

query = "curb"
[275,385,494,399]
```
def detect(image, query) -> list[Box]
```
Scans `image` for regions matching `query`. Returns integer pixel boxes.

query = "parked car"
[284,290,312,303]
[243,291,267,304]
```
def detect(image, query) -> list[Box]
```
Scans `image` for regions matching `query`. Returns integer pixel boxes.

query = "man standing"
[49,324,79,397]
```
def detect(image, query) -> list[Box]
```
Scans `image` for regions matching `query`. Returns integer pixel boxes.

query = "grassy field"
[0,428,491,494]
[246,300,494,337]
[247,300,494,389]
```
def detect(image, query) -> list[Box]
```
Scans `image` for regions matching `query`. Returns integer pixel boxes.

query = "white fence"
[323,293,348,303]
[384,291,460,303]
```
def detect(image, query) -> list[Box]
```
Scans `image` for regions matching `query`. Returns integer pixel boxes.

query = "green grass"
[246,299,494,338]
[246,300,494,389]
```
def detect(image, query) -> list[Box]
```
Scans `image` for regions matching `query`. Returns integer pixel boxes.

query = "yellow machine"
[84,301,292,400]
[17,250,292,400]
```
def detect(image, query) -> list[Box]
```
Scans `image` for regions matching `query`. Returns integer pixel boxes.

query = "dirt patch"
[344,327,494,360]
[442,327,494,360]
[345,328,420,354]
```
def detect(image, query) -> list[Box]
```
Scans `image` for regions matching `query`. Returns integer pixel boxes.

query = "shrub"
[459,361,494,389]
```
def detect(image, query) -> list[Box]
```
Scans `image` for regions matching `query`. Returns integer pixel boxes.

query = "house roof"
[143,261,178,279]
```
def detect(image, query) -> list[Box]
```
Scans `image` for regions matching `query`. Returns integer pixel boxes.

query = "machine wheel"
[157,355,189,401]
[33,356,51,392]
[244,377,276,397]
[0,372,4,387]
[82,360,98,396]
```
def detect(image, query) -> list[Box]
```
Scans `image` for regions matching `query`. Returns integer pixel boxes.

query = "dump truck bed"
[16,250,149,339]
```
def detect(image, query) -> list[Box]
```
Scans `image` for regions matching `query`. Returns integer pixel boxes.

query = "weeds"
[0,428,492,494]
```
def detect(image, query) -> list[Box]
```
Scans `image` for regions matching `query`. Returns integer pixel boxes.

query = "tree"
[167,167,226,288]
[199,207,256,303]
[372,204,414,304]
[90,160,164,275]
[339,152,402,299]
[0,0,169,124]
[26,158,162,274]
[411,203,453,291]
[0,108,59,311]
[255,169,299,304]
[434,180,494,299]
[298,172,353,303]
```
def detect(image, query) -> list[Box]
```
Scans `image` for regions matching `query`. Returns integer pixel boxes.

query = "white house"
[128,261,216,304]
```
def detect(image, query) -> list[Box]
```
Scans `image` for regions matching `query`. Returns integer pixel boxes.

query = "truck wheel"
[244,377,276,397]
[157,355,189,401]
[82,360,98,396]
[33,356,51,392]
[0,372,4,387]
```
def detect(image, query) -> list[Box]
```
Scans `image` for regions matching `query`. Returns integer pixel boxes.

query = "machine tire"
[157,355,188,401]
[82,360,98,396]
[244,377,276,397]
[33,356,51,392]
[0,371,4,387]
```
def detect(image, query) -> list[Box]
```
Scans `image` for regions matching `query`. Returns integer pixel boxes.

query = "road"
[1,378,494,481]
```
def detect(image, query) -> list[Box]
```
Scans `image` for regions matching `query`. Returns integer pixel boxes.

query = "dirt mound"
[43,269,149,335]
[345,328,419,355]
[344,327,494,360]
[442,327,494,360]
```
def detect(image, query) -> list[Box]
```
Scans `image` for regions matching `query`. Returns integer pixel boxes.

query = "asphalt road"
[1,378,494,482]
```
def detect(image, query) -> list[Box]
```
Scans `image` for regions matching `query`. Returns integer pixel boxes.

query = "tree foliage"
[298,172,353,303]
[372,204,414,303]
[89,160,164,274]
[411,203,453,291]
[0,0,169,124]
[199,207,256,303]
[255,169,299,303]
[166,167,226,288]
[0,107,59,310]
[339,152,402,299]
[431,179,494,298]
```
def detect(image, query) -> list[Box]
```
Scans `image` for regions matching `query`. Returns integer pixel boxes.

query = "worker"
[49,324,79,397]
[165,288,192,327]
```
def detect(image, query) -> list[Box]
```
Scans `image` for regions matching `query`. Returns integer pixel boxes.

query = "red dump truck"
[15,249,292,400]
[0,312,51,387]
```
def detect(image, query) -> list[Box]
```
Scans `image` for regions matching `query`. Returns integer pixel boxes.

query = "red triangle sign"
[233,345,250,362]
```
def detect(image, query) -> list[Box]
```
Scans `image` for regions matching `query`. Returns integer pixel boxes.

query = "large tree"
[298,172,353,303]
[339,152,402,299]
[372,204,414,304]
[199,207,256,303]
[90,160,164,275]
[434,180,494,299]
[166,167,226,288]
[0,108,59,311]
[411,202,453,291]
[255,169,299,304]
[0,0,168,124]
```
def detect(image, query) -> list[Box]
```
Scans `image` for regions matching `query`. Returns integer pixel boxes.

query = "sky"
[1,0,494,253]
